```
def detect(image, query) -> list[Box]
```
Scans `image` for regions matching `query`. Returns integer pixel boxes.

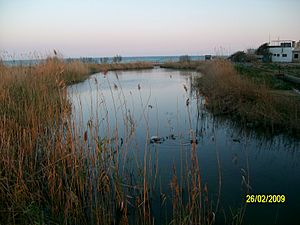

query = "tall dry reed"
[1,57,235,225]
[195,60,300,135]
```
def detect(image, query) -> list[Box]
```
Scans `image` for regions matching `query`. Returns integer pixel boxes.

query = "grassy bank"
[162,61,300,90]
[0,58,223,224]
[160,61,202,70]
[88,62,154,74]
[162,60,300,136]
[235,62,300,90]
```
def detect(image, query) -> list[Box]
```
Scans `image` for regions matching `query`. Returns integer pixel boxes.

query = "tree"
[229,51,247,62]
[255,43,269,55]
[229,51,258,63]
[256,43,272,62]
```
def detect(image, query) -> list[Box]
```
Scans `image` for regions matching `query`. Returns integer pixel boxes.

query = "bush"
[255,43,272,62]
[229,51,247,62]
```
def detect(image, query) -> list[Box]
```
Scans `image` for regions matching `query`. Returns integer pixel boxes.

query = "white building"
[268,40,295,63]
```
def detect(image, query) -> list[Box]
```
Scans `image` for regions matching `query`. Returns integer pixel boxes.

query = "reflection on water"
[68,68,300,225]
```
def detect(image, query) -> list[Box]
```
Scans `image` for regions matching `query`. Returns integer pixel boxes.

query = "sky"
[0,0,300,58]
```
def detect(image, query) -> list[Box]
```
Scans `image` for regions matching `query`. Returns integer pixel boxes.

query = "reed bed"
[88,62,154,74]
[160,61,201,70]
[0,58,93,224]
[194,60,300,136]
[0,57,226,225]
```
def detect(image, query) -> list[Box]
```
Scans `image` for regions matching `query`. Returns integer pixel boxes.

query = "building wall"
[293,51,300,62]
[269,47,293,62]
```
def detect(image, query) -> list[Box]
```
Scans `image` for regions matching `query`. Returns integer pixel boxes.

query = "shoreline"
[161,60,300,137]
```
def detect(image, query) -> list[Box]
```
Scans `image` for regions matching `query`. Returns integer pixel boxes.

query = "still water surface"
[68,68,300,225]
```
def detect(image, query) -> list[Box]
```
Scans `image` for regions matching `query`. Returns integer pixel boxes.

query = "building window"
[282,54,287,57]
[281,43,292,47]
[273,54,276,56]
[277,54,280,57]
[295,54,299,59]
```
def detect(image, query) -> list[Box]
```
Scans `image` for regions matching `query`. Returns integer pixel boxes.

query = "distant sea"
[2,55,208,66]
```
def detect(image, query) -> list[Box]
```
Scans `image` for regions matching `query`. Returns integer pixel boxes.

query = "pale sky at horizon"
[0,0,299,58]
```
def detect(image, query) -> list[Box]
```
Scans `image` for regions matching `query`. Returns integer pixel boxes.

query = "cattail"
[103,69,108,75]
[186,98,190,106]
[84,131,88,142]
[183,84,188,92]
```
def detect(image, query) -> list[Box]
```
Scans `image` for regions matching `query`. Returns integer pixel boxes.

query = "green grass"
[234,63,297,90]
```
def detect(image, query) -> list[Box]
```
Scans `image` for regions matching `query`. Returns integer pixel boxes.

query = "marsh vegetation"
[0,58,219,224]
[0,57,299,225]
[162,60,300,136]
